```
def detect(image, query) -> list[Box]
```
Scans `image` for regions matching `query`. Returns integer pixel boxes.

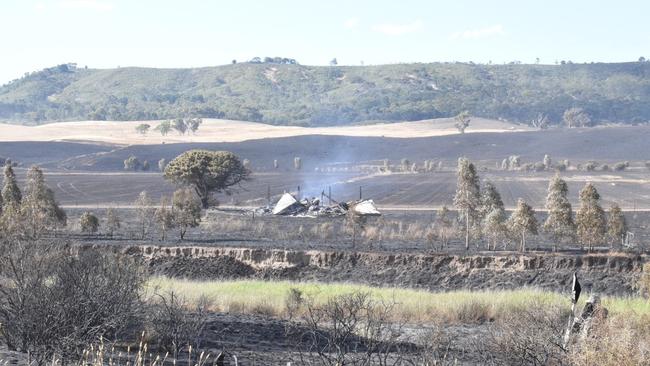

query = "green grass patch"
[148,277,650,323]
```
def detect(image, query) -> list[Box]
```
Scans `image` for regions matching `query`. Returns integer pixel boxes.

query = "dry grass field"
[0,117,530,144]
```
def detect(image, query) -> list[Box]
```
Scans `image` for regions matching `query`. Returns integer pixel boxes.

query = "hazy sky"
[2,0,649,84]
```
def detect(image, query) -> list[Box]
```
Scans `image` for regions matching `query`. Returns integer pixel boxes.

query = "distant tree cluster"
[123,155,151,171]
[135,123,151,135]
[140,118,202,137]
[563,108,592,128]
[248,56,298,65]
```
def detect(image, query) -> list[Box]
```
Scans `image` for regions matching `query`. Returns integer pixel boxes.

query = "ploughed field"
[15,169,650,210]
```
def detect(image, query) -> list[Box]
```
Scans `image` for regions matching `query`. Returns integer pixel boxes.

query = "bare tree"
[105,206,121,238]
[154,196,175,240]
[433,206,455,251]
[134,191,154,240]
[543,154,552,171]
[172,188,202,240]
[345,206,368,249]
[531,113,550,130]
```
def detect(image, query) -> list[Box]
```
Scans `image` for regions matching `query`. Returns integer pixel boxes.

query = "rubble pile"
[254,192,381,218]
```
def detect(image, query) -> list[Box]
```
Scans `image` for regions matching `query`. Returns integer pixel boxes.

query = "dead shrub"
[289,291,415,365]
[568,314,650,366]
[147,291,211,359]
[416,325,459,365]
[474,302,567,366]
[0,241,146,364]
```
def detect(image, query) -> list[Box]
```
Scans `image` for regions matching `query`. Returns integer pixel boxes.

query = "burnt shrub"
[0,240,147,364]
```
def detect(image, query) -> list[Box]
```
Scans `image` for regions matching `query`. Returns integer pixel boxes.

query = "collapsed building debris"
[255,192,381,218]
[271,192,303,215]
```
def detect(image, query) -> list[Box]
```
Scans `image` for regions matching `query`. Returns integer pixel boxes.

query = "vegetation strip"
[151,278,650,323]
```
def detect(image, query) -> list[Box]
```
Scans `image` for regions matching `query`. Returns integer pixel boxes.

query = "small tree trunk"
[465,209,470,250]
[200,195,209,209]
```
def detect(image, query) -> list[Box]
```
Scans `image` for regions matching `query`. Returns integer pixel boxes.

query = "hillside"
[1,61,650,126]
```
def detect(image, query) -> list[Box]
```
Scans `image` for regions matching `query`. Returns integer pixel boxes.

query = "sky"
[1,0,649,84]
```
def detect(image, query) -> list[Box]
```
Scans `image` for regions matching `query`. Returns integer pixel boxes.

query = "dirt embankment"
[81,245,647,296]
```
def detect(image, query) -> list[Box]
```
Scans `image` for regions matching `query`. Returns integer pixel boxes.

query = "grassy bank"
[149,277,650,323]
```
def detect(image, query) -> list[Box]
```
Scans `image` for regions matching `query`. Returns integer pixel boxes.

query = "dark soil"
[150,255,256,280]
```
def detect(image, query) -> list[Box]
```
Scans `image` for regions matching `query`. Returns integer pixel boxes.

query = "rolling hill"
[1,61,649,126]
